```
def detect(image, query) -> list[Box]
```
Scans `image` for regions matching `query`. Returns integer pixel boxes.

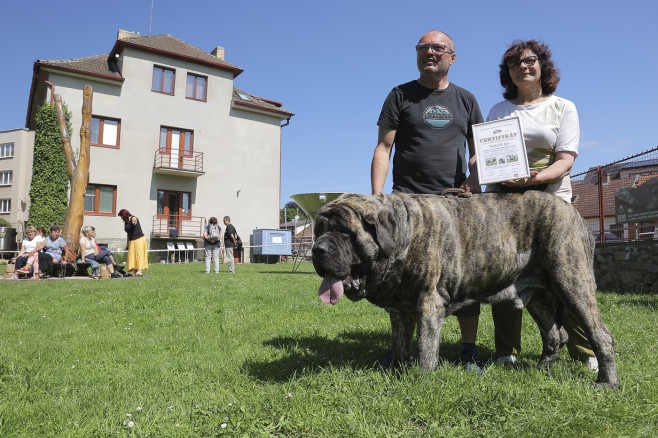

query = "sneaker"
[496,355,517,365]
[30,275,41,280]
[587,356,599,372]
[110,272,122,279]
[17,267,30,273]
[458,350,483,373]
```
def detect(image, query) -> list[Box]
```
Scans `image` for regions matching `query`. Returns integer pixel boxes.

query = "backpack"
[62,246,78,263]
[208,224,221,243]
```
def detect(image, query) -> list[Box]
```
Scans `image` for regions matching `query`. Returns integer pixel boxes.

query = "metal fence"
[571,146,658,242]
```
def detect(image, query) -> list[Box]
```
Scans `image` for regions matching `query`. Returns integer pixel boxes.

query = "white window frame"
[0,142,14,158]
[0,171,12,185]
[0,199,10,213]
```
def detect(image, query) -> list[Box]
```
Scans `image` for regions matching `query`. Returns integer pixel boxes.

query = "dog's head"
[312,194,398,305]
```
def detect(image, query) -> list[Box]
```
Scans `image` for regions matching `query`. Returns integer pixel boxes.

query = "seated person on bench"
[39,225,68,276]
[10,226,46,279]
[79,226,121,279]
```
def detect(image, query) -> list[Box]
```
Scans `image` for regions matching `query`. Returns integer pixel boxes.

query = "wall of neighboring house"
[31,47,284,260]
[0,128,34,232]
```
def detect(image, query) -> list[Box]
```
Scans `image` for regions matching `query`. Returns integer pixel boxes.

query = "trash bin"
[0,227,17,259]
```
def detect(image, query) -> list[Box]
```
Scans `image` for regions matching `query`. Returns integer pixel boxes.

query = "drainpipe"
[279,117,291,227]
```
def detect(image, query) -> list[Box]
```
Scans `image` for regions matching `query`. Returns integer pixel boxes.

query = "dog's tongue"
[318,275,344,305]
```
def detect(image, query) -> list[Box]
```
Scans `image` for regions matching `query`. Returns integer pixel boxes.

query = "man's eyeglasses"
[508,56,539,69]
[415,44,454,55]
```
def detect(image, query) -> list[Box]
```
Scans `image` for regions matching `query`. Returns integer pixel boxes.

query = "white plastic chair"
[185,242,196,262]
[166,242,176,263]
[177,242,187,263]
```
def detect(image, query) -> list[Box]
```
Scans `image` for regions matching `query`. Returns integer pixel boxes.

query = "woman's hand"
[501,170,540,188]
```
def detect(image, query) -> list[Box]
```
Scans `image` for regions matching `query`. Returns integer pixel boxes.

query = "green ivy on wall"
[27,103,72,230]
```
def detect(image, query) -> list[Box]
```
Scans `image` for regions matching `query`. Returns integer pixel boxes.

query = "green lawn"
[0,262,656,437]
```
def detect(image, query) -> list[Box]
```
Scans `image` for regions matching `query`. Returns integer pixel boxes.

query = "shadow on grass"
[243,330,501,382]
[258,271,317,275]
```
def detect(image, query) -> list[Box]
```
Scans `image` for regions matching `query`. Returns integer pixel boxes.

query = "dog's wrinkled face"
[312,194,396,305]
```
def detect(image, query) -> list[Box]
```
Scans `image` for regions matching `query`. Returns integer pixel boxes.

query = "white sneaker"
[496,355,517,364]
[587,356,599,372]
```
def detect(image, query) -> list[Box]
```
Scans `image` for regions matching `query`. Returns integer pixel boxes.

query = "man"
[371,30,484,371]
[223,216,237,273]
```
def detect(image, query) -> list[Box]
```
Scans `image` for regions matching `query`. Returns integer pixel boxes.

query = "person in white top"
[484,39,598,372]
[11,225,46,279]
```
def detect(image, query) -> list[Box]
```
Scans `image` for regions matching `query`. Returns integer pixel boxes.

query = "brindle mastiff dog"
[312,191,618,387]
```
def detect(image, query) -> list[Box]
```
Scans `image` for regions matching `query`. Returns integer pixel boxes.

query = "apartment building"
[0,129,35,229]
[23,30,293,260]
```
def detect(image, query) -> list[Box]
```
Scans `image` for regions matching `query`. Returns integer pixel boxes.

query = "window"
[152,65,175,95]
[159,126,193,169]
[84,184,116,215]
[0,142,14,158]
[186,73,207,101]
[0,199,9,214]
[91,116,120,148]
[0,171,12,186]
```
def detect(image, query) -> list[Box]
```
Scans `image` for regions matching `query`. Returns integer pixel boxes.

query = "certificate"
[472,117,530,185]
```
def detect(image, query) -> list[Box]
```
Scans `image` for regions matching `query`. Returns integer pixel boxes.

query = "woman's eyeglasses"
[508,56,539,69]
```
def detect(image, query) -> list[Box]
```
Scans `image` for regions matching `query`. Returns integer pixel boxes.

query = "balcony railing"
[151,215,206,238]
[153,150,204,176]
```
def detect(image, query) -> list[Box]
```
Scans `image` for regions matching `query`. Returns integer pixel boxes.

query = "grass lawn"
[0,261,656,437]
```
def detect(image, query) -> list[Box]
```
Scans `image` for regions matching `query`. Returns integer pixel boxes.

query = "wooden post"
[55,85,93,251]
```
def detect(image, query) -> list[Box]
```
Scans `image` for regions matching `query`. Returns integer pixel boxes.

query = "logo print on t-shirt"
[423,105,453,129]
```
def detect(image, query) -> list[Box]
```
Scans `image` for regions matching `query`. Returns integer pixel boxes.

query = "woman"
[485,39,597,371]
[118,209,148,277]
[80,226,121,278]
[11,225,45,279]
[202,216,222,274]
[38,225,68,276]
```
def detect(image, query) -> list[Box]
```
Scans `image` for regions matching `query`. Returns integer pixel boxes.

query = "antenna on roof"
[149,0,154,36]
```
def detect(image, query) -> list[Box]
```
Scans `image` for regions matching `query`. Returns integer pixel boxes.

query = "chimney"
[118,29,140,40]
[211,46,225,60]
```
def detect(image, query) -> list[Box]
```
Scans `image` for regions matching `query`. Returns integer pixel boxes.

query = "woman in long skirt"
[118,209,148,276]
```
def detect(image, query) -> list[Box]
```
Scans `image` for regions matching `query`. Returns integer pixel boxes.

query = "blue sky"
[2,0,657,208]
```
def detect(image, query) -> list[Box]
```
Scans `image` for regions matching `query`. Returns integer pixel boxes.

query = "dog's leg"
[524,290,564,367]
[416,291,444,371]
[556,287,618,387]
[389,309,415,368]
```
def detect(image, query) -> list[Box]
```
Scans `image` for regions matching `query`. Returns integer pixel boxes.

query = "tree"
[27,102,71,231]
[280,201,309,223]
[55,85,93,250]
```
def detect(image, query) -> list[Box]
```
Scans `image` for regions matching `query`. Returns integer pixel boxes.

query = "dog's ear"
[365,207,396,256]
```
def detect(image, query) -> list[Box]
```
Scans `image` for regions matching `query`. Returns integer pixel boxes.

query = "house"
[0,128,34,229]
[22,30,293,261]
[572,161,658,240]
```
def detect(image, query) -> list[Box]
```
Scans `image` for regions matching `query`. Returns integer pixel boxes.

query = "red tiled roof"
[109,33,243,76]
[233,88,294,118]
[35,53,124,82]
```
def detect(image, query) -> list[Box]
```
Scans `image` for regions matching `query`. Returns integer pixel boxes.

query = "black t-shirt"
[125,217,145,241]
[224,224,237,248]
[378,80,483,194]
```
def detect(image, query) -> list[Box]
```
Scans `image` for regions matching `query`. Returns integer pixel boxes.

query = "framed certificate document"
[472,117,530,185]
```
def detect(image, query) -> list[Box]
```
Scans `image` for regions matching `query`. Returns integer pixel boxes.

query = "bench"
[48,261,96,278]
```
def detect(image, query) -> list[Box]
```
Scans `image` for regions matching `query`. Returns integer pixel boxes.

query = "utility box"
[252,229,292,256]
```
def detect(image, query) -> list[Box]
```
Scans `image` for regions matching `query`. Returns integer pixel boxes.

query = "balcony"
[151,215,206,238]
[153,150,204,177]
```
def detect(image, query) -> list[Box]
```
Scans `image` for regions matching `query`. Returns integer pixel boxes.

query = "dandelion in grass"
[175,423,181,428]
[285,393,293,399]
[128,421,134,428]
[136,406,142,412]
[221,423,227,429]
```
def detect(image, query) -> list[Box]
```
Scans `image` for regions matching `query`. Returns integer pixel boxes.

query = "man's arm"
[460,136,481,193]
[371,126,396,195]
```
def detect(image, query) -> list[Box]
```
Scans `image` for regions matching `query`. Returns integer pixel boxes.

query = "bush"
[27,103,71,230]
